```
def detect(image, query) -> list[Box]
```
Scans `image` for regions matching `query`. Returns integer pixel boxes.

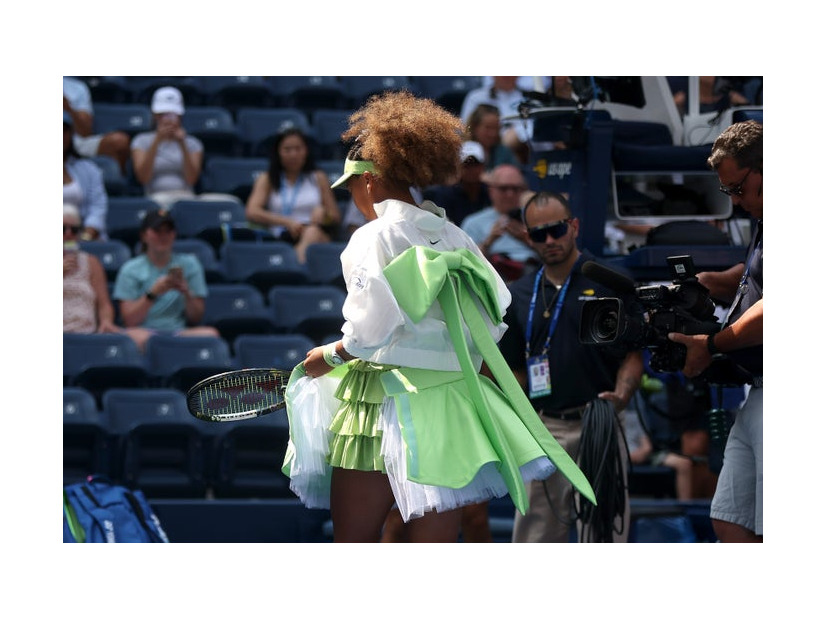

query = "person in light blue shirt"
[64,110,109,240]
[113,208,219,351]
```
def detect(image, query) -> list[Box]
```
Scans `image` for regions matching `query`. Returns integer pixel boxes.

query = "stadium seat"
[235,107,312,157]
[304,241,347,287]
[311,109,352,160]
[103,388,209,498]
[173,238,226,283]
[209,413,293,499]
[83,76,132,104]
[168,199,252,253]
[92,103,153,137]
[63,333,150,406]
[234,333,315,371]
[202,283,278,351]
[106,197,160,248]
[91,154,128,197]
[266,284,346,344]
[267,76,347,111]
[221,241,309,294]
[144,334,235,393]
[63,387,112,484]
[339,76,411,107]
[411,76,483,115]
[127,76,206,106]
[197,76,276,115]
[181,105,241,157]
[201,156,268,203]
[79,239,132,281]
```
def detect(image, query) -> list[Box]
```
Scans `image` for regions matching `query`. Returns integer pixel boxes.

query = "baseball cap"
[330,158,377,189]
[151,86,185,115]
[141,208,176,231]
[460,141,485,164]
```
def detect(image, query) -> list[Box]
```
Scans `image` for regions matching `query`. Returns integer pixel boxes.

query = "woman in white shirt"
[285,92,594,543]
[245,127,341,263]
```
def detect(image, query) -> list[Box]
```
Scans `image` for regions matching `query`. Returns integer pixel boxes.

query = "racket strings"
[188,370,289,421]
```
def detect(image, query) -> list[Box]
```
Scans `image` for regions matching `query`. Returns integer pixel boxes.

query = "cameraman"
[668,120,763,543]
[498,191,643,542]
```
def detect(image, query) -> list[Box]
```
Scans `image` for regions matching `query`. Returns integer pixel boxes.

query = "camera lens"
[591,306,618,342]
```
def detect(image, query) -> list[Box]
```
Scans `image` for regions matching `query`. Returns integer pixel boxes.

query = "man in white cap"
[130,86,205,209]
[424,140,491,227]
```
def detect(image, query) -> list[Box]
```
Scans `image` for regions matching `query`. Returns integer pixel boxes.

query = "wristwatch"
[324,342,345,366]
[146,290,158,302]
[706,332,721,356]
[329,348,345,366]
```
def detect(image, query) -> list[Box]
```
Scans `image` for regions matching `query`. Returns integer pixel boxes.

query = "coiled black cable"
[573,398,627,542]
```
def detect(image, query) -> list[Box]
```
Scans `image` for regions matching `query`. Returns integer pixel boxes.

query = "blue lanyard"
[526,268,571,358]
[724,220,762,324]
[279,174,303,216]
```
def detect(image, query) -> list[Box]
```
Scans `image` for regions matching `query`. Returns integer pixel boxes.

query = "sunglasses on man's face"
[527,219,570,243]
[718,168,753,197]
[63,225,81,235]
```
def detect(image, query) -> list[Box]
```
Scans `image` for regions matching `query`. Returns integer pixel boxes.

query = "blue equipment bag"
[63,475,169,543]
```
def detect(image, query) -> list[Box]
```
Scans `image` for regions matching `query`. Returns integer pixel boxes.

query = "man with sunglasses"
[498,191,643,542]
[669,120,763,542]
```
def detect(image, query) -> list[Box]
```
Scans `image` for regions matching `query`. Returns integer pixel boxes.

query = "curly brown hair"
[341,91,464,189]
[707,120,762,173]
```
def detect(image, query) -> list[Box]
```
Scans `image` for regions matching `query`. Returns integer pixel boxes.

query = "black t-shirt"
[426,183,491,227]
[498,251,640,412]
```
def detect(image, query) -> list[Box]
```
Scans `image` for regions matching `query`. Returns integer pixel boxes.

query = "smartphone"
[168,266,183,281]
[507,208,523,221]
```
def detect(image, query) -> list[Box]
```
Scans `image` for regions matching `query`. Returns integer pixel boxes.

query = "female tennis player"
[283,91,594,542]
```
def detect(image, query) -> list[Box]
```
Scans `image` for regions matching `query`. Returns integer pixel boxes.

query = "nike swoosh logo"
[429,239,440,245]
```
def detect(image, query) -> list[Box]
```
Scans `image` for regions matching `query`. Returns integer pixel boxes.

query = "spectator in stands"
[112,208,219,352]
[63,204,121,334]
[460,77,532,164]
[244,127,341,263]
[465,103,519,172]
[424,140,490,227]
[460,163,537,281]
[131,86,237,210]
[63,77,131,174]
[64,111,109,241]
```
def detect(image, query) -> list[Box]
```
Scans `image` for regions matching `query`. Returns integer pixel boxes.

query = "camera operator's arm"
[698,264,744,305]
[598,350,643,412]
[669,299,763,378]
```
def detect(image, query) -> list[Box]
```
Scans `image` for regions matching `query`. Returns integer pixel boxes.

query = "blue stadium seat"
[202,283,278,350]
[411,76,483,115]
[144,334,235,393]
[221,241,309,294]
[79,239,132,281]
[267,76,347,111]
[63,333,150,405]
[92,103,153,137]
[173,238,226,283]
[168,199,251,253]
[209,413,293,499]
[312,109,352,159]
[234,333,315,371]
[181,105,240,157]
[304,241,347,287]
[103,388,209,498]
[91,154,128,196]
[201,156,268,203]
[266,284,346,344]
[339,76,411,107]
[127,77,206,106]
[63,387,112,484]
[235,107,312,157]
[106,197,160,248]
[197,77,276,115]
[83,76,132,104]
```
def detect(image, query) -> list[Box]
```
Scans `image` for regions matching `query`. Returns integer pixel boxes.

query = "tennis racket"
[186,368,292,422]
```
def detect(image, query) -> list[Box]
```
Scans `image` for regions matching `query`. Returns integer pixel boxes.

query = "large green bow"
[383,246,596,511]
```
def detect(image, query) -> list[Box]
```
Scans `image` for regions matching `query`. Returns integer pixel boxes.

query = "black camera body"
[579,255,721,373]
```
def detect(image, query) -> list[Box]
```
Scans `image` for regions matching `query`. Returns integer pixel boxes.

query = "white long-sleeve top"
[339,199,511,371]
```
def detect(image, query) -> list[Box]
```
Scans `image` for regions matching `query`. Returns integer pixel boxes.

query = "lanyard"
[279,174,303,216]
[526,268,571,358]
[724,219,762,325]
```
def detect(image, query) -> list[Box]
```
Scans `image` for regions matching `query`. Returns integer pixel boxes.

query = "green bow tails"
[383,246,597,510]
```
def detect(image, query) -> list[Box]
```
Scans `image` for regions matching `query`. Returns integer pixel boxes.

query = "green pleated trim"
[327,360,397,472]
